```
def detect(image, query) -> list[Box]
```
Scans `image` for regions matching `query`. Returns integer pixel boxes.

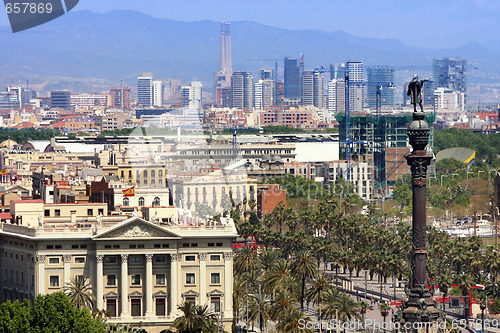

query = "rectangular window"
[155,256,166,263]
[190,243,198,247]
[131,299,141,317]
[87,209,93,216]
[107,275,116,286]
[107,299,117,317]
[74,257,85,264]
[210,255,221,261]
[49,275,59,287]
[130,256,141,264]
[210,297,221,312]
[72,244,79,249]
[55,245,62,249]
[185,255,196,262]
[44,209,50,217]
[131,274,141,285]
[105,256,117,264]
[211,273,221,285]
[49,257,60,264]
[186,297,195,304]
[55,210,60,216]
[154,244,161,248]
[185,273,195,285]
[156,298,166,316]
[208,243,215,247]
[216,242,223,247]
[98,209,104,215]
[182,243,190,247]
[79,244,87,249]
[156,274,166,285]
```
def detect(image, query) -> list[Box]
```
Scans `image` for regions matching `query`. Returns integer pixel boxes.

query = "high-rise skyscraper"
[231,71,253,110]
[254,79,274,111]
[301,70,324,108]
[366,67,395,109]
[214,22,233,100]
[138,73,163,107]
[346,61,364,113]
[284,56,303,100]
[433,57,466,96]
[138,73,153,106]
[260,69,274,80]
[180,82,203,109]
[327,78,346,115]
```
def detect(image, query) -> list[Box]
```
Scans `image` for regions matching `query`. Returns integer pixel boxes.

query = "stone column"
[223,252,233,317]
[36,255,46,295]
[145,254,154,317]
[169,254,179,316]
[120,254,129,317]
[199,253,207,306]
[96,255,104,310]
[63,255,71,285]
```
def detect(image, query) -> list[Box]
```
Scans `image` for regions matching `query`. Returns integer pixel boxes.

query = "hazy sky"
[1,0,498,49]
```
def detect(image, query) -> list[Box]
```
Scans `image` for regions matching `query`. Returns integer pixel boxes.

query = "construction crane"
[231,127,262,163]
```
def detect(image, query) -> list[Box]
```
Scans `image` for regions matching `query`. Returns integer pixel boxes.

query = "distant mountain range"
[0,10,499,93]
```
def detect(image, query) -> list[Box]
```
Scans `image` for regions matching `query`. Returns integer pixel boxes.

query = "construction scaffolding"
[335,112,436,198]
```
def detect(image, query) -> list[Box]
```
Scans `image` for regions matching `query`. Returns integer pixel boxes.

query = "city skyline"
[1,0,499,49]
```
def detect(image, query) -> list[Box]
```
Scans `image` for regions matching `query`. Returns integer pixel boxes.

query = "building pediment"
[92,217,182,240]
[207,289,224,297]
[181,289,199,297]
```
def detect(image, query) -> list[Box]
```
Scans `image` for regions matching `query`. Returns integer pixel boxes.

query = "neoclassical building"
[0,206,237,332]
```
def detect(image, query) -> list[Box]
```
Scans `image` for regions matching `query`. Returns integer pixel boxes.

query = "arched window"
[153,197,160,207]
[123,197,130,206]
[138,197,145,206]
[143,170,148,178]
[159,169,163,177]
[151,170,155,178]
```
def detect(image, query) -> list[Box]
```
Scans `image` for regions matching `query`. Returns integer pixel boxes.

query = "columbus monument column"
[394,78,442,332]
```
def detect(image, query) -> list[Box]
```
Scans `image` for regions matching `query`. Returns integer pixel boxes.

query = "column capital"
[121,254,129,263]
[96,255,104,263]
[223,252,233,260]
[170,253,180,262]
[35,255,46,263]
[145,254,153,262]
[199,253,207,261]
[63,255,71,263]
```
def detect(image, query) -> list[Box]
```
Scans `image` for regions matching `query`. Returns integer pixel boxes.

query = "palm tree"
[173,302,198,333]
[258,249,278,272]
[437,273,453,312]
[233,275,248,329]
[276,308,314,333]
[173,302,218,333]
[291,249,317,310]
[64,275,95,310]
[248,294,271,332]
[305,273,332,332]
[269,289,298,321]
[234,246,258,274]
[335,293,360,323]
[379,302,391,323]
[262,260,291,296]
[322,285,340,318]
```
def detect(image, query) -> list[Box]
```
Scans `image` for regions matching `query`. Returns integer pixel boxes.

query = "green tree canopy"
[0,292,103,333]
[436,157,464,174]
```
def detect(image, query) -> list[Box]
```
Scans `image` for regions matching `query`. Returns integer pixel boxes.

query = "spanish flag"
[122,186,135,197]
[0,168,7,175]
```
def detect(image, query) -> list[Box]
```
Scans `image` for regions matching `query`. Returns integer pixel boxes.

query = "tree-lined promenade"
[233,189,500,332]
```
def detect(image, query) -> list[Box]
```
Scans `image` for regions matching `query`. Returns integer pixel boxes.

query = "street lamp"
[242,294,254,332]
[451,173,458,181]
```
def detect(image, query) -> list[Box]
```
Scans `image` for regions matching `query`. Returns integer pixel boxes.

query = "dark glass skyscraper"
[366,67,395,108]
[284,57,303,99]
[432,58,467,94]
